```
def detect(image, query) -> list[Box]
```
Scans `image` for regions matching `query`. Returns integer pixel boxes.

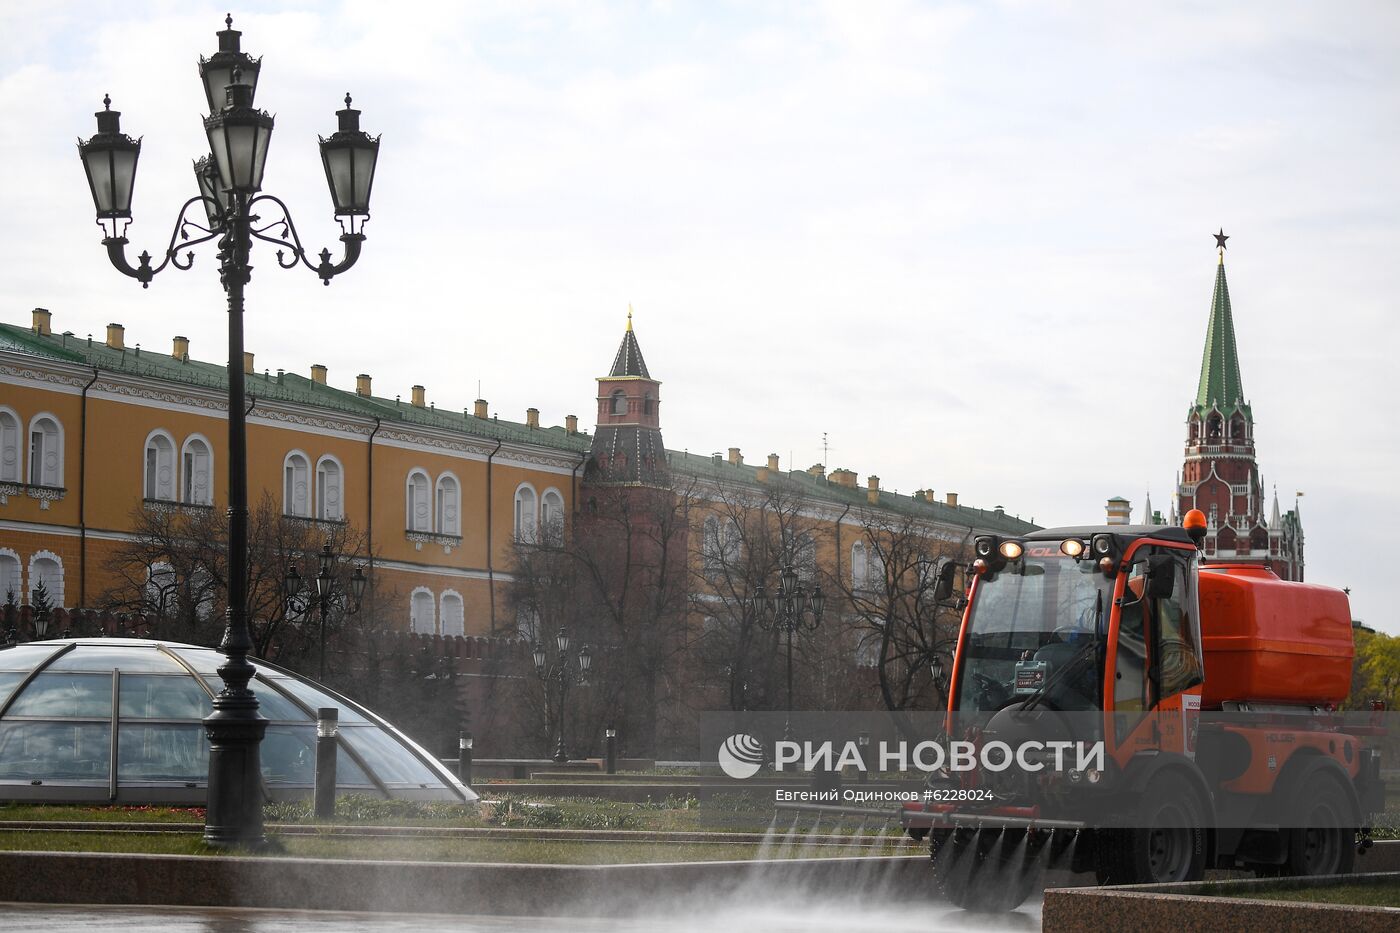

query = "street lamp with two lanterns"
[533,627,593,764]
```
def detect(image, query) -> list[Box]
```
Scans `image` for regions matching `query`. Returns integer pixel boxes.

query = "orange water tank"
[1197,564,1354,709]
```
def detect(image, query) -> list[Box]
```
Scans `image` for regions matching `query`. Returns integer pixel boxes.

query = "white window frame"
[407,468,432,532]
[316,454,344,521]
[0,548,21,604]
[0,407,21,484]
[440,590,465,637]
[180,434,214,505]
[27,413,63,488]
[27,551,64,608]
[513,483,538,543]
[143,429,178,501]
[283,450,312,517]
[435,472,461,537]
[541,488,564,545]
[409,587,436,634]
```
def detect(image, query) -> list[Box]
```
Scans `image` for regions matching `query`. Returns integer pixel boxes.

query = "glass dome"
[0,639,476,806]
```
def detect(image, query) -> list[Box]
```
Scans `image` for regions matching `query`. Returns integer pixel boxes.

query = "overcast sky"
[2,1,1397,633]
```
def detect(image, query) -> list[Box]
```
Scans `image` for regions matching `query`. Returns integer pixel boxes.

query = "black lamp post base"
[202,704,270,849]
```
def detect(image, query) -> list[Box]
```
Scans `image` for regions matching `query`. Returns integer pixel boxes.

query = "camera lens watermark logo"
[718,733,765,779]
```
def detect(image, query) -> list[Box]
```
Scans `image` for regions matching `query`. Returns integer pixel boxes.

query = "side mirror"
[933,561,956,602]
[1146,554,1176,600]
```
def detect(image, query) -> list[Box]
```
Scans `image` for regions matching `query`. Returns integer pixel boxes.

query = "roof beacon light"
[1060,538,1085,559]
[1183,508,1208,549]
[998,540,1023,561]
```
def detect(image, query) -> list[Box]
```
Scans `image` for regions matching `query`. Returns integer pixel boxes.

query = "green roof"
[666,450,1039,535]
[3,322,1038,532]
[0,323,592,453]
[1193,257,1251,421]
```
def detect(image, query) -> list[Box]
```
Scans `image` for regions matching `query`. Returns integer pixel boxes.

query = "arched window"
[410,588,436,634]
[0,408,20,483]
[283,452,311,517]
[851,540,868,591]
[28,552,63,608]
[721,518,742,566]
[610,390,627,415]
[514,484,537,543]
[144,430,177,501]
[440,591,465,637]
[541,488,564,545]
[28,415,62,487]
[436,474,460,536]
[407,470,431,532]
[794,533,817,583]
[316,456,343,521]
[181,436,213,505]
[0,549,21,604]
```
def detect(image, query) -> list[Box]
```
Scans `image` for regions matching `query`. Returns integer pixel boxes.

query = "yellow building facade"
[1,308,589,637]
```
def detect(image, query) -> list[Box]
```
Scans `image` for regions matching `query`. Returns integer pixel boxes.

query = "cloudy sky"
[2,1,1397,632]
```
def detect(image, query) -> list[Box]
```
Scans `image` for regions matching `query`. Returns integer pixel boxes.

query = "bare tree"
[506,479,697,757]
[837,508,970,712]
[103,492,376,671]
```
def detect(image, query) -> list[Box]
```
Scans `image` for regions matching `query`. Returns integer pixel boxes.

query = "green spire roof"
[1193,255,1250,420]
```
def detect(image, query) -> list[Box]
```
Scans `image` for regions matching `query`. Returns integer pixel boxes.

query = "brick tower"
[584,309,668,487]
[1175,233,1303,580]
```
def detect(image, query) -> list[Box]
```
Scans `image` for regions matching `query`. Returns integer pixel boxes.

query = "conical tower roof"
[609,308,650,378]
[1193,250,1250,420]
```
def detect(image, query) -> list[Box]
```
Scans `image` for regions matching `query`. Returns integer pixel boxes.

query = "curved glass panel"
[0,671,24,709]
[262,674,369,723]
[0,640,473,805]
[0,645,67,671]
[118,723,205,782]
[341,726,440,785]
[7,673,112,718]
[48,645,183,673]
[120,675,212,719]
[0,722,110,781]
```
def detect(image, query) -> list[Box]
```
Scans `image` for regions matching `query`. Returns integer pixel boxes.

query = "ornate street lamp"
[285,540,367,683]
[533,626,593,763]
[78,15,380,849]
[752,564,824,737]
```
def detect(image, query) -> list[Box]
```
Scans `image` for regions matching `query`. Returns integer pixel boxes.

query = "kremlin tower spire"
[585,308,667,486]
[1175,232,1303,580]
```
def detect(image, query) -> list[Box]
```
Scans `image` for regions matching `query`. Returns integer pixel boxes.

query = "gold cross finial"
[627,304,633,331]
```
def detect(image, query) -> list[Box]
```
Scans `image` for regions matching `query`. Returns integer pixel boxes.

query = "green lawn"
[1216,881,1400,908]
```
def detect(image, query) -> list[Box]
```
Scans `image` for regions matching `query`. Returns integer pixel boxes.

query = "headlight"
[1060,539,1085,558]
[975,537,995,557]
[998,541,1023,560]
[1092,535,1113,557]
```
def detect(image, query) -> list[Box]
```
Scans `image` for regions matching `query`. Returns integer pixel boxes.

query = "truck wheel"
[1283,772,1355,877]
[1114,774,1208,884]
[939,828,1041,912]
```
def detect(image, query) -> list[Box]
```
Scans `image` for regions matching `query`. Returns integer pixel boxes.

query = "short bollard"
[605,725,617,775]
[315,707,338,819]
[458,731,473,786]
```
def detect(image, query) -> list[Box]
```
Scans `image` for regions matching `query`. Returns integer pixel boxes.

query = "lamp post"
[605,724,618,775]
[285,541,368,683]
[752,564,825,736]
[32,603,51,641]
[458,731,474,786]
[78,15,380,849]
[533,627,593,763]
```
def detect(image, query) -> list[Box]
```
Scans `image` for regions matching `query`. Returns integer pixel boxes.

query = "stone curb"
[1044,870,1400,933]
[0,851,933,916]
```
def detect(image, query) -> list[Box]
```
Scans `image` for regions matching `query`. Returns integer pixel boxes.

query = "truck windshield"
[954,545,1115,713]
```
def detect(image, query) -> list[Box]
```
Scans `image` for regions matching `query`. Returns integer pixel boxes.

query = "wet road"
[0,900,1042,932]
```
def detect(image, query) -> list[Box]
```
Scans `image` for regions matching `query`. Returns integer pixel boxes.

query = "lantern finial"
[225,13,233,29]
[103,93,111,110]
[345,92,352,109]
